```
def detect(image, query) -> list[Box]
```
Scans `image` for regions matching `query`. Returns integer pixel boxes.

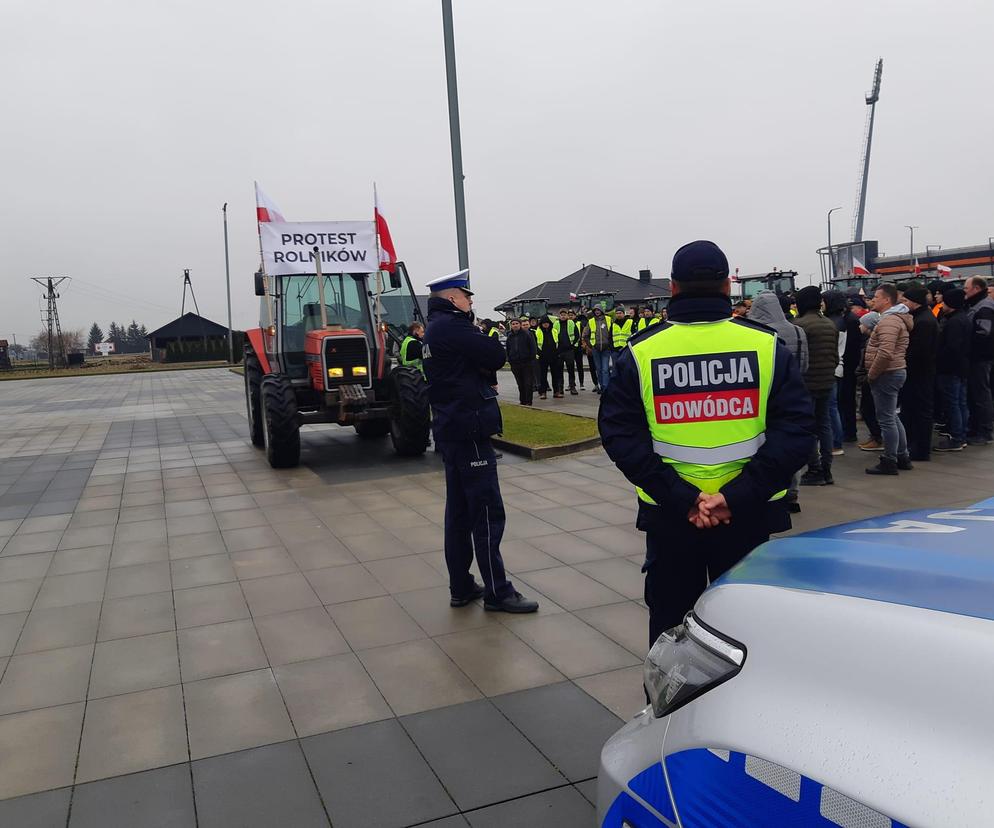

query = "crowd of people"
[486,304,667,405]
[741,275,994,510]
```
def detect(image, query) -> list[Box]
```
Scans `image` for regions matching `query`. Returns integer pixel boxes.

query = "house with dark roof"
[495,264,671,317]
[146,312,230,362]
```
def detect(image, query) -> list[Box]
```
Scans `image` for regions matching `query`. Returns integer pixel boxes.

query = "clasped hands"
[687,492,731,529]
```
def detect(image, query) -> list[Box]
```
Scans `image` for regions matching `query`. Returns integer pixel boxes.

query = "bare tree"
[30,328,85,355]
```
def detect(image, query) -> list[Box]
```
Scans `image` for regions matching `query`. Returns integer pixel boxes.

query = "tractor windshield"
[280,273,372,377]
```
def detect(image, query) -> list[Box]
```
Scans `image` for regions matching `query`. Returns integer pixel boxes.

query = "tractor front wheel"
[261,374,301,468]
[389,367,430,456]
[244,350,265,448]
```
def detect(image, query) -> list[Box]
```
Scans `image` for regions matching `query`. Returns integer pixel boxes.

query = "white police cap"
[426,269,472,295]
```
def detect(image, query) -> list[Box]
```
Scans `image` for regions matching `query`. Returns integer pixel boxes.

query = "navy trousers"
[439,437,515,603]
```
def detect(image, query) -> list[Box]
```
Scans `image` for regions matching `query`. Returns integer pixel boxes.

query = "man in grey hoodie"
[748,291,810,512]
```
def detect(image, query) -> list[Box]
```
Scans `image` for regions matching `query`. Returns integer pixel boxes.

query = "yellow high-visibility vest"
[612,318,633,348]
[628,318,784,504]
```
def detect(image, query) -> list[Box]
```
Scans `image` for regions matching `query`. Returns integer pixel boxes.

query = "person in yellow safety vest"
[534,316,561,398]
[399,322,426,374]
[553,308,581,395]
[635,306,661,333]
[612,306,633,349]
[598,240,813,648]
[584,306,614,393]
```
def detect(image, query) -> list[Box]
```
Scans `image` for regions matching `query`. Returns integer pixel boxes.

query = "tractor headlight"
[352,366,367,377]
[328,367,344,378]
[644,614,744,718]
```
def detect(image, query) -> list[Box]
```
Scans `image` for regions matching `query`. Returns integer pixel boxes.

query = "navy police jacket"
[423,296,505,442]
[598,293,813,531]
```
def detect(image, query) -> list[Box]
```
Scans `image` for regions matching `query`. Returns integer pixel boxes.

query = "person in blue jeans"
[585,306,614,392]
[934,288,971,451]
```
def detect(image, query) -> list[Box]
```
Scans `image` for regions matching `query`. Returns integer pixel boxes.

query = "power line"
[66,278,177,315]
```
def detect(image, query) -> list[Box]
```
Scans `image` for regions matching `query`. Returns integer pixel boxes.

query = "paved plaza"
[0,368,991,827]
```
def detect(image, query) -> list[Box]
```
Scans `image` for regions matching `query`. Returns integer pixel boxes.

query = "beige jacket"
[864,304,913,381]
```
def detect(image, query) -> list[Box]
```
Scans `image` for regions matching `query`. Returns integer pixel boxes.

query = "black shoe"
[967,436,994,446]
[897,455,914,471]
[785,500,801,514]
[799,470,827,486]
[450,582,485,607]
[484,591,539,613]
[866,457,898,475]
[935,438,963,452]
[823,470,834,485]
[569,388,579,396]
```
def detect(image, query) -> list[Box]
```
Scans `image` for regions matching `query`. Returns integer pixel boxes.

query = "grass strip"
[497,402,598,448]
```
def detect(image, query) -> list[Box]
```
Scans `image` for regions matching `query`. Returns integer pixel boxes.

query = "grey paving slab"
[178,619,268,681]
[401,699,566,810]
[491,681,622,782]
[253,606,349,665]
[0,644,93,714]
[0,786,71,827]
[464,785,595,827]
[15,601,101,654]
[193,740,328,827]
[0,702,85,799]
[98,592,175,641]
[302,719,457,828]
[70,764,196,828]
[89,631,180,698]
[0,553,52,583]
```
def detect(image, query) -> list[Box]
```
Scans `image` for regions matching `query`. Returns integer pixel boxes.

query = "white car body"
[598,500,994,828]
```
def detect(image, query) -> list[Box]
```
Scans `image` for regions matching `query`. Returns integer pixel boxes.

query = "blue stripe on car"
[715,507,994,621]
[664,749,908,827]
[601,790,671,827]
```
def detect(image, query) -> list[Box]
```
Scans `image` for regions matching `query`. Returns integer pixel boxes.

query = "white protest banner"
[260,221,378,275]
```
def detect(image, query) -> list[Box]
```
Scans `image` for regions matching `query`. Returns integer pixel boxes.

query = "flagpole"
[222,203,233,363]
[254,182,276,335]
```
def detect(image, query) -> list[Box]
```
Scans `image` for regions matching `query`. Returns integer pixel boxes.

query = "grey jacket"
[748,291,809,373]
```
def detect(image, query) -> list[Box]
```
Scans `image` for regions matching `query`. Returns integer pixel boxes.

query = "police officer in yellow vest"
[598,241,812,647]
[399,321,425,374]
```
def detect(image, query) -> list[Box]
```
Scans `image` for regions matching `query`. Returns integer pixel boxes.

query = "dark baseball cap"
[671,240,730,282]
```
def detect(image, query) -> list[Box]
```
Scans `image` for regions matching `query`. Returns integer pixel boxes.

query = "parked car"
[598,499,994,828]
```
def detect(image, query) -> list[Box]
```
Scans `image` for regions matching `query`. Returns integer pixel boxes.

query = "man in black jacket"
[423,270,538,613]
[505,317,537,406]
[965,276,994,445]
[599,241,812,646]
[898,283,939,461]
[794,286,839,486]
[934,289,971,451]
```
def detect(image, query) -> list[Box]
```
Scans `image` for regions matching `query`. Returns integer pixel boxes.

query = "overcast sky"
[2,0,992,343]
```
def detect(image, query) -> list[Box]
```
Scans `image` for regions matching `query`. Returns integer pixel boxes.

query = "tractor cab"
[827,276,878,296]
[576,292,616,314]
[503,298,550,321]
[244,260,430,468]
[642,295,669,314]
[736,270,797,300]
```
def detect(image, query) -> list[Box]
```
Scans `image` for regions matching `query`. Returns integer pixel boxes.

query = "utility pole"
[905,225,918,275]
[31,277,69,369]
[223,203,233,363]
[852,59,883,242]
[989,237,993,281]
[181,269,208,348]
[827,207,842,281]
[441,0,470,278]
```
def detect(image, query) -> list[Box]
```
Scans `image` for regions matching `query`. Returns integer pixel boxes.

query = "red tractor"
[243,259,430,468]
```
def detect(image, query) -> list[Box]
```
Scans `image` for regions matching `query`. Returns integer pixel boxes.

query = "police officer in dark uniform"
[598,242,812,646]
[423,270,539,613]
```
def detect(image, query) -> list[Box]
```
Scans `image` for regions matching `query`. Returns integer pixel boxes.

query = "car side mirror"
[254,271,266,296]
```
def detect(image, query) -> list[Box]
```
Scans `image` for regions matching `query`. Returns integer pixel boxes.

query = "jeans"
[967,360,993,440]
[829,380,843,449]
[807,391,834,473]
[593,350,614,391]
[870,369,908,461]
[937,374,968,444]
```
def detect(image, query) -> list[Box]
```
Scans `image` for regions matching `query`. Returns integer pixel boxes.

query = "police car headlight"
[644,614,745,718]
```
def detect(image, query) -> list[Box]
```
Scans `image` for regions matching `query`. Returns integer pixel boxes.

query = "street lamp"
[222,203,233,364]
[905,225,919,275]
[827,207,843,280]
[441,0,469,276]
[988,237,993,280]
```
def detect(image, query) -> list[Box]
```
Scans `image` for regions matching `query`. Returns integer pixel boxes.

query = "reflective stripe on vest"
[629,319,785,503]
[612,319,633,348]
[488,328,500,337]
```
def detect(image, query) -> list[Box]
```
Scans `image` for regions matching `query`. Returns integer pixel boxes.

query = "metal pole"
[827,207,842,282]
[312,246,328,329]
[223,203,233,363]
[441,0,470,277]
[905,225,918,276]
[989,237,993,280]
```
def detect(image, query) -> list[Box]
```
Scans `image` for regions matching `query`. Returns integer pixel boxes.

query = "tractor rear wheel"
[355,418,390,438]
[261,374,301,468]
[244,351,265,448]
[389,367,430,456]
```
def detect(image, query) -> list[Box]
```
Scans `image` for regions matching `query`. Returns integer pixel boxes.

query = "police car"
[598,498,994,828]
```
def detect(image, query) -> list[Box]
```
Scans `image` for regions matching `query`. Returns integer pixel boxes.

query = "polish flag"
[913,258,922,275]
[937,264,952,277]
[374,184,397,273]
[254,182,285,223]
[569,292,579,301]
[852,257,872,276]
[732,267,740,282]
